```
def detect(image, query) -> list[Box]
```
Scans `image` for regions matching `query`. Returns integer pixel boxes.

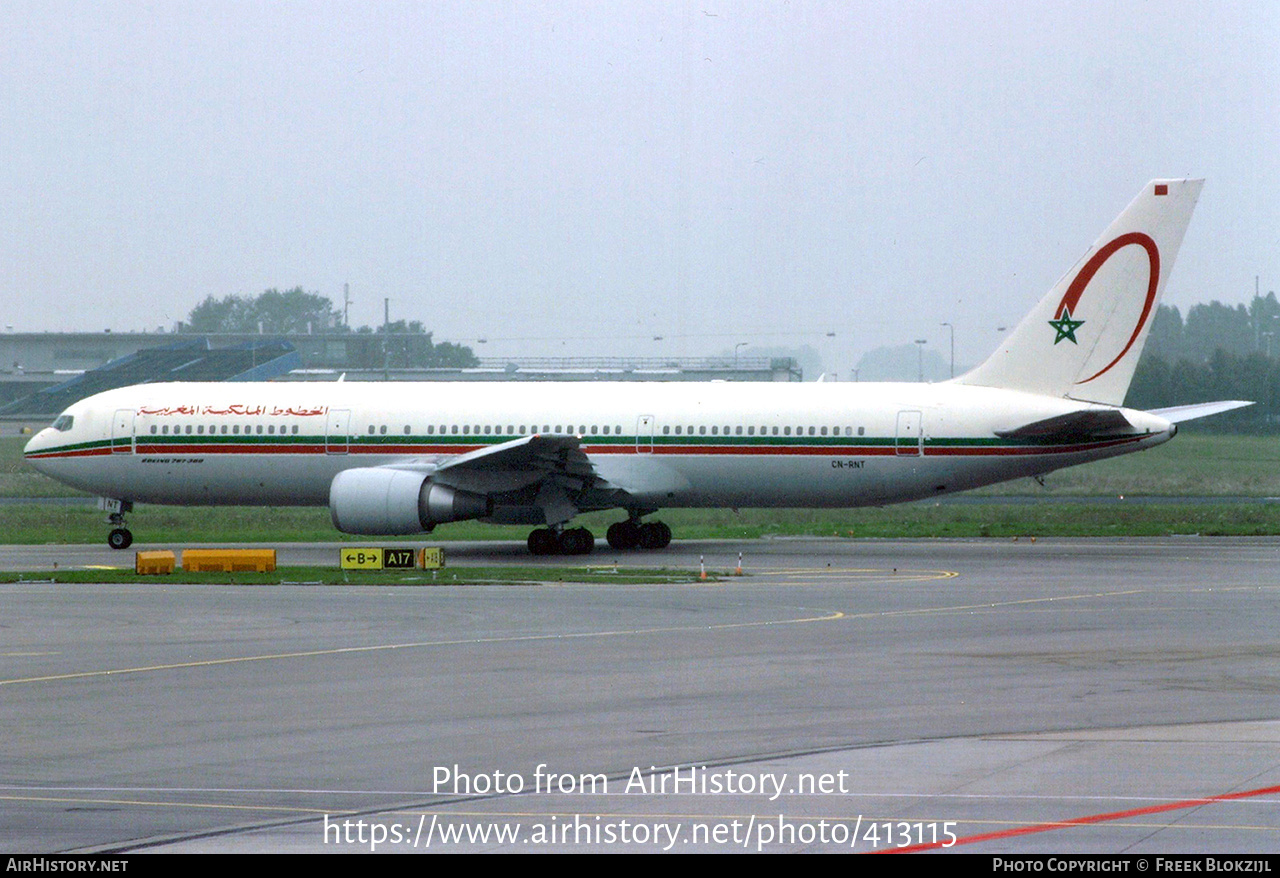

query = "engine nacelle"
[329,468,490,535]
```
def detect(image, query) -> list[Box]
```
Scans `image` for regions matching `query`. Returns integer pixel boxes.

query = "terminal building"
[0,331,802,425]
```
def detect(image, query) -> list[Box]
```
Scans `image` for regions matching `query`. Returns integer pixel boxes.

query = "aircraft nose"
[23,428,55,469]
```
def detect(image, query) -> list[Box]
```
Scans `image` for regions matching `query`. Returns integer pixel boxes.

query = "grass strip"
[0,565,714,586]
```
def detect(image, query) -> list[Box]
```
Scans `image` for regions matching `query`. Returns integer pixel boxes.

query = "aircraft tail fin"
[958,179,1203,406]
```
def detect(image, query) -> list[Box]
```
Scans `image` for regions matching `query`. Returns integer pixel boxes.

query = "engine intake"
[329,468,490,535]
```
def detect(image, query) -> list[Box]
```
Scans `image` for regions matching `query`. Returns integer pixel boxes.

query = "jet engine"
[329,468,490,535]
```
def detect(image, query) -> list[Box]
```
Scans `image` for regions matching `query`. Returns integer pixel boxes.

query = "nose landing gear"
[102,499,134,550]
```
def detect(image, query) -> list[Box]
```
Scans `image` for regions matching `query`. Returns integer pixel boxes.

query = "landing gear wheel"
[557,527,594,555]
[107,528,133,550]
[637,521,672,550]
[606,520,641,550]
[528,529,558,556]
[654,521,672,548]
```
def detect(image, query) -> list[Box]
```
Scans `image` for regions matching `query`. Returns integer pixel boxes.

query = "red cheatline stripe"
[24,447,113,459]
[878,781,1280,853]
[28,436,1148,461]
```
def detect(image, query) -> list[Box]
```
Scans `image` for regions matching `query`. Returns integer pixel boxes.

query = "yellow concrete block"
[181,549,277,573]
[135,550,176,575]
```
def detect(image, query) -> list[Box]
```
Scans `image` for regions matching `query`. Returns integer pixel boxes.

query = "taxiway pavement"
[1,537,1277,853]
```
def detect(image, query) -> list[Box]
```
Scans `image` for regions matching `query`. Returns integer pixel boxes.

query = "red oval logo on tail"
[1053,232,1160,384]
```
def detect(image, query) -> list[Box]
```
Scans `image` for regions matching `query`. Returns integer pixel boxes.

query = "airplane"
[23,178,1250,554]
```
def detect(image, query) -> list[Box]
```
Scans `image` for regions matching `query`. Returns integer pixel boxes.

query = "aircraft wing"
[387,433,593,486]
[386,433,615,525]
[438,433,591,476]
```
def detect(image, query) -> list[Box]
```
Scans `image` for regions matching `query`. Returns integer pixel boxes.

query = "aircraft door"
[895,410,923,456]
[111,409,134,454]
[326,409,351,454]
[636,414,655,454]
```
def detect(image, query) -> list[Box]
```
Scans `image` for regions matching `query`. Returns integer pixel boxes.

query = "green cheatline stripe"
[24,438,114,456]
[31,431,1142,458]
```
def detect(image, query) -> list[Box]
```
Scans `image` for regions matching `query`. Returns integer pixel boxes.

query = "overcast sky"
[2,1,1276,375]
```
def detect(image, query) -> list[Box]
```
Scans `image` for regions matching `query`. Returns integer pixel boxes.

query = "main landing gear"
[527,526,595,556]
[525,518,674,555]
[605,519,672,551]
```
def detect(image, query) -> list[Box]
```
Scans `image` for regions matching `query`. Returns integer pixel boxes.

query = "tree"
[346,319,480,369]
[184,288,480,369]
[186,287,340,334]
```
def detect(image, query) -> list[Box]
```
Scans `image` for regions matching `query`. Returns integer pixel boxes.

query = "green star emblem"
[1048,307,1085,345]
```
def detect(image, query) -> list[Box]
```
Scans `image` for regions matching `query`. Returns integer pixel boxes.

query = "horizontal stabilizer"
[1149,400,1253,424]
[995,409,1135,443]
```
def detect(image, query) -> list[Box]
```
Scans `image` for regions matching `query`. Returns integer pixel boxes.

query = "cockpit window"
[52,415,74,432]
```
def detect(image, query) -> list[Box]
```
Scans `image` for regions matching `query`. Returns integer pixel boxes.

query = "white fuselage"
[23,380,1174,516]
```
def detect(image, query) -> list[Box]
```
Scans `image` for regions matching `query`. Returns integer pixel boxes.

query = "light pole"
[734,342,748,369]
[940,322,954,378]
[914,338,927,382]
